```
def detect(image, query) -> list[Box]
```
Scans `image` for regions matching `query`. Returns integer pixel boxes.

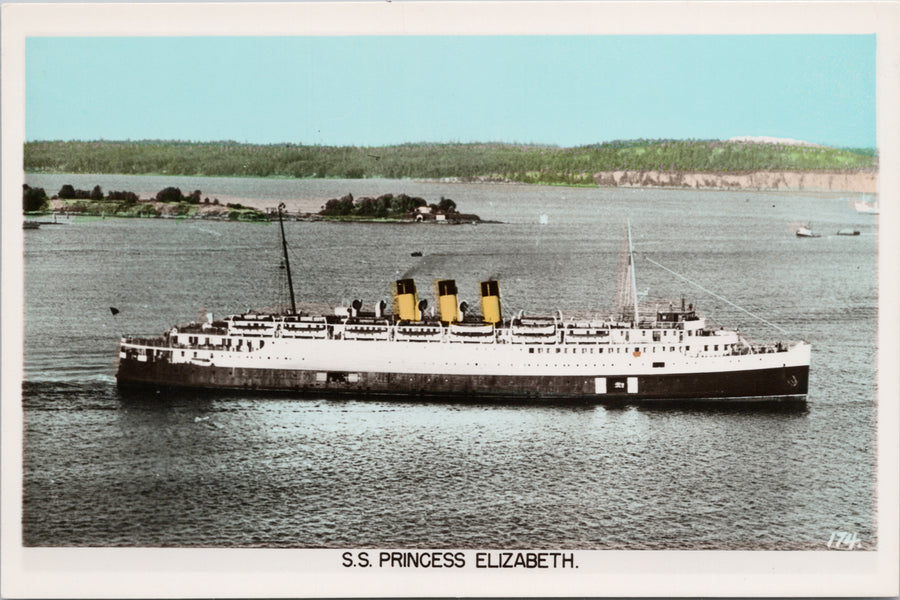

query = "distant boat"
[23,221,40,230]
[410,251,423,257]
[837,229,860,236]
[853,199,879,214]
[796,225,820,238]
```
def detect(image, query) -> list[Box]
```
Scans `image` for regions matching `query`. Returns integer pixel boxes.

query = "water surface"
[22,175,877,548]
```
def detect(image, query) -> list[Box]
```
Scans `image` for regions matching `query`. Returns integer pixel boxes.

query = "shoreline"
[435,169,876,194]
[40,194,485,224]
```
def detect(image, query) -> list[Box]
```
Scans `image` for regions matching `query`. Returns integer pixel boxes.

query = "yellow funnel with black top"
[392,278,421,321]
[480,280,501,325]
[435,279,460,324]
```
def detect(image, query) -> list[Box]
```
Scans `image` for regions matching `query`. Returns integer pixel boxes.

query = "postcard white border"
[2,2,898,598]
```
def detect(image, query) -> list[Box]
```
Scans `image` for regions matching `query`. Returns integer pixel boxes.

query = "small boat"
[837,229,860,236]
[23,221,40,230]
[410,251,423,257]
[795,225,820,238]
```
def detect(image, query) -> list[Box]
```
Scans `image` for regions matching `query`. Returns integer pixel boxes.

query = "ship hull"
[116,358,808,403]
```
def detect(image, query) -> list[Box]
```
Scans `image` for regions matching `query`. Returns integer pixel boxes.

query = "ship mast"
[627,218,639,325]
[278,203,297,315]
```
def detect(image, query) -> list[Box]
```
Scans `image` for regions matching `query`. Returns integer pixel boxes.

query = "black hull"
[116,359,809,403]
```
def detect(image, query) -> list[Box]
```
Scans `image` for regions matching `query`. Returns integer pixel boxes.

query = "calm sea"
[22,175,877,549]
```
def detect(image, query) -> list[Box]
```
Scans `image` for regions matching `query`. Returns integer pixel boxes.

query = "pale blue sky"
[25,35,876,148]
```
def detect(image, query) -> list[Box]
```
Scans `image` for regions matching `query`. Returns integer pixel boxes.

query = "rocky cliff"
[593,170,876,193]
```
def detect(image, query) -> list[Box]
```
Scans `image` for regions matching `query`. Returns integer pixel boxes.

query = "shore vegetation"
[24,182,268,220]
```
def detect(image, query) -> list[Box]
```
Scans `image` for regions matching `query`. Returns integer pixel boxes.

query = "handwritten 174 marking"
[827,531,861,550]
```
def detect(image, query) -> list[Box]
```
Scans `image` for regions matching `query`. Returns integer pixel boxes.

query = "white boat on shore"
[853,199,879,214]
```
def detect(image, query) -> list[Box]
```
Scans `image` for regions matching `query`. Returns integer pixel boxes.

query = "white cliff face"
[593,169,877,193]
[727,136,824,147]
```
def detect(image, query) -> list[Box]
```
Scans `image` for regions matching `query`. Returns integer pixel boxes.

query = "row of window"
[527,345,712,354]
[178,341,724,360]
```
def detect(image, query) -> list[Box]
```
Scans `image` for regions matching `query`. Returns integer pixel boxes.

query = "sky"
[25,35,876,148]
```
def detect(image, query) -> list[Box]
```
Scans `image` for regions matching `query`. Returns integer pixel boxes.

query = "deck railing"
[121,320,795,356]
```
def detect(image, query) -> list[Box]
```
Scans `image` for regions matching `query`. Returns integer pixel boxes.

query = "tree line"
[24,140,877,186]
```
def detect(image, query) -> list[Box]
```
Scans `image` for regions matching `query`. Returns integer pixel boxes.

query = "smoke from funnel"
[401,252,459,280]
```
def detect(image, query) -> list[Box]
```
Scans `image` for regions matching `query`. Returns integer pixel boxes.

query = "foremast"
[627,218,639,325]
[278,203,297,315]
[614,219,640,325]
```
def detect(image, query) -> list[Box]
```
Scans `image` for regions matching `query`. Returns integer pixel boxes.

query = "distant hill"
[24,139,877,187]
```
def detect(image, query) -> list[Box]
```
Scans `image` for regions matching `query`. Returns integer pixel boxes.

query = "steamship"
[116,209,810,402]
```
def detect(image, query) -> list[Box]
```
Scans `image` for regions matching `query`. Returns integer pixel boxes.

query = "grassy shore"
[25,139,876,187]
[42,198,269,221]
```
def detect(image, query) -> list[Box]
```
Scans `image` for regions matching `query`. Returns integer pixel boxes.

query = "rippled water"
[22,176,877,548]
